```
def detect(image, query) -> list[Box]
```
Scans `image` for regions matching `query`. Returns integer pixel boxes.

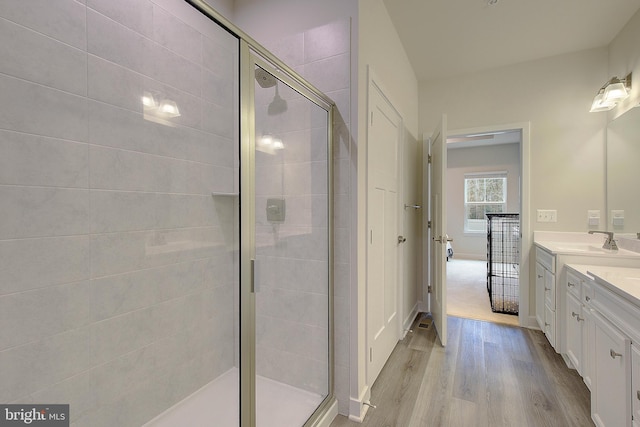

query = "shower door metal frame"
[184,2,335,426]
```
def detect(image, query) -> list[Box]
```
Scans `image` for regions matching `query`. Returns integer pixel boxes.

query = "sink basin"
[554,243,615,253]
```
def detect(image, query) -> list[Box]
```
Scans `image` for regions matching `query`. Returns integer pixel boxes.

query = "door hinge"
[370,347,373,362]
[428,285,432,293]
[427,220,432,229]
[427,154,432,164]
[371,111,374,125]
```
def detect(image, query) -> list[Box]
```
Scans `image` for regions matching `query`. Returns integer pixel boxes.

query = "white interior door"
[366,77,402,385]
[429,115,448,346]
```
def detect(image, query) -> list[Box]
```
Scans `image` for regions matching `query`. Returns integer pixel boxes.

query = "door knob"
[398,236,406,244]
[610,349,623,359]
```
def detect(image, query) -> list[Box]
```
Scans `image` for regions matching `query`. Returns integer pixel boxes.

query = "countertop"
[535,240,640,258]
[567,263,640,307]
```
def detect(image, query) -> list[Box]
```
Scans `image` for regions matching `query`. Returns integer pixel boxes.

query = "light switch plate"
[611,210,624,227]
[537,209,557,222]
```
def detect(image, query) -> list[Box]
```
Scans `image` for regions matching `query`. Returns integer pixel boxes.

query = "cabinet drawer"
[566,270,581,299]
[536,247,555,273]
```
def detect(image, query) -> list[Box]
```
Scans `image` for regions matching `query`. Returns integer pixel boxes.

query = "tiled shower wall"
[0,1,239,426]
[259,19,352,413]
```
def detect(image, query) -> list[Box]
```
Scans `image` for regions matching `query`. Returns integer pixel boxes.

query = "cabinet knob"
[537,274,543,279]
[585,296,591,302]
[610,349,623,359]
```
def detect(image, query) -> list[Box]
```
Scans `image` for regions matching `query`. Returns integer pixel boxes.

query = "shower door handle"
[250,259,255,293]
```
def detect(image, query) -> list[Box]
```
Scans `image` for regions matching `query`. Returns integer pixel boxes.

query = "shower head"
[255,68,276,88]
[268,83,288,115]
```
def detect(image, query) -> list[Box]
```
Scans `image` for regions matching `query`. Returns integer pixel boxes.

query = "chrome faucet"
[589,230,618,250]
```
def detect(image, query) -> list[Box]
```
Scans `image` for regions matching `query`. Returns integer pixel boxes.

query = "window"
[464,173,507,233]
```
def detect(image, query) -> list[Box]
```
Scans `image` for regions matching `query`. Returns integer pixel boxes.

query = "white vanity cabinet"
[536,247,556,347]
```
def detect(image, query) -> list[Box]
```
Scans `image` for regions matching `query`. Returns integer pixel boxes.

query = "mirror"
[607,106,640,233]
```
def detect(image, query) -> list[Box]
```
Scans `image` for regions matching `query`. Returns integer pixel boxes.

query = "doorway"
[445,128,523,327]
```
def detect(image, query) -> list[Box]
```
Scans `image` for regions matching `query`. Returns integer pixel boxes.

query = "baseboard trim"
[402,303,419,338]
[524,315,540,330]
[348,386,371,422]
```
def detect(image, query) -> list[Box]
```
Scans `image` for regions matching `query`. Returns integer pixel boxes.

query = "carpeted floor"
[446,258,519,326]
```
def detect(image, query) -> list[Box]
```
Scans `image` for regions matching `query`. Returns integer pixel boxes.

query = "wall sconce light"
[158,99,180,118]
[142,91,158,110]
[141,91,181,118]
[590,73,632,112]
[257,133,284,154]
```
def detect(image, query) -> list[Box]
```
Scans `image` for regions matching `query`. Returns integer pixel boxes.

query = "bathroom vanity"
[565,264,640,427]
[534,232,640,427]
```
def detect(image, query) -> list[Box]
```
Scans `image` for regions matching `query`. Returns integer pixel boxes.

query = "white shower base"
[144,368,324,427]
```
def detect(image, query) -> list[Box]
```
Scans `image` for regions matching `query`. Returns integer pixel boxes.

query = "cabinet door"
[544,303,556,348]
[593,311,631,427]
[633,344,640,427]
[582,304,595,391]
[544,268,555,310]
[565,292,583,374]
[536,262,546,329]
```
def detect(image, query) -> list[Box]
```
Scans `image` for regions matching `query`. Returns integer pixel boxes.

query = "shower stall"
[0,1,334,426]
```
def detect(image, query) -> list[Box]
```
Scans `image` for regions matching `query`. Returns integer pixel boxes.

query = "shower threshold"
[143,368,323,427]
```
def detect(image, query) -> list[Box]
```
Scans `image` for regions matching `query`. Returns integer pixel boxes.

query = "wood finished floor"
[330,315,593,427]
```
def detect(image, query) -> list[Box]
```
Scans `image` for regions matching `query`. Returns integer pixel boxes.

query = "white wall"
[447,143,521,259]
[420,47,608,318]
[421,47,609,233]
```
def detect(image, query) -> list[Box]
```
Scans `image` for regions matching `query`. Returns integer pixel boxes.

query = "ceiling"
[382,0,640,82]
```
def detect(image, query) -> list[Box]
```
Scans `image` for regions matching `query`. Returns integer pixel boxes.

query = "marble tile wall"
[0,1,239,426]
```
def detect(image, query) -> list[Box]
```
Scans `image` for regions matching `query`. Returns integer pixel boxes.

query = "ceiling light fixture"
[590,73,632,112]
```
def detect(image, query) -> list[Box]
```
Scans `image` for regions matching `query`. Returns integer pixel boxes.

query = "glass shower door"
[250,60,331,427]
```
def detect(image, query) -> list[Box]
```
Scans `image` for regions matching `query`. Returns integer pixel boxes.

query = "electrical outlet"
[537,209,557,222]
